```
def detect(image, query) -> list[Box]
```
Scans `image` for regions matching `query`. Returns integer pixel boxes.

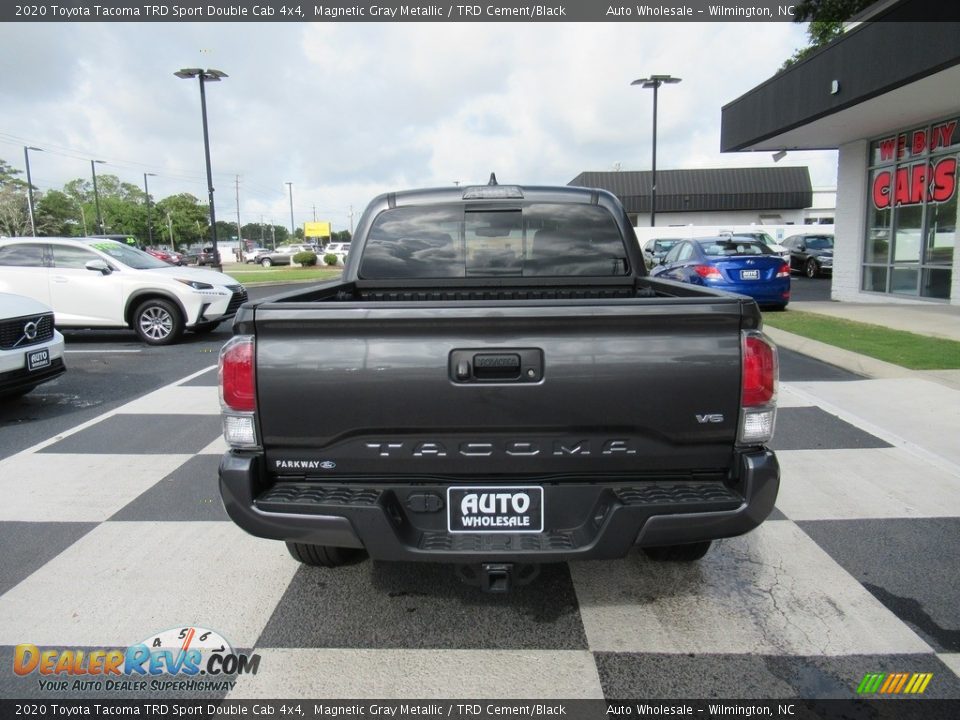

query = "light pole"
[631,74,681,227]
[90,159,106,234]
[24,146,42,236]
[286,182,295,237]
[144,172,157,246]
[175,67,227,270]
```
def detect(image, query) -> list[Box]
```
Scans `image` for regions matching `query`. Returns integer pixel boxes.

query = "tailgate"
[254,299,744,478]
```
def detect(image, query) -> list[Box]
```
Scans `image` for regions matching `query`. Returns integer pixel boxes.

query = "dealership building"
[721,0,960,305]
[568,166,832,231]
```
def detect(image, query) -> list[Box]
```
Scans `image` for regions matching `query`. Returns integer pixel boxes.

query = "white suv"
[0,238,247,346]
[0,292,66,397]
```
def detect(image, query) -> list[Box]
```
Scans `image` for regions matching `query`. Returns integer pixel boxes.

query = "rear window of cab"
[359,202,629,279]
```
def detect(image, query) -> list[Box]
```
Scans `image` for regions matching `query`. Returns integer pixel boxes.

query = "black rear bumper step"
[222,450,778,563]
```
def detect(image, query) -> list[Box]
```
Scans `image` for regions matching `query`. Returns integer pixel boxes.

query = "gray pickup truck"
[218,179,780,591]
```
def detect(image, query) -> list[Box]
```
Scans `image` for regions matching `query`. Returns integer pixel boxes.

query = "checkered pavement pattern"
[1,363,959,701]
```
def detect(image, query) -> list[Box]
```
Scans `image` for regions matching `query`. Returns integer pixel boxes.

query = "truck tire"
[643,541,712,562]
[286,542,362,568]
[134,298,184,346]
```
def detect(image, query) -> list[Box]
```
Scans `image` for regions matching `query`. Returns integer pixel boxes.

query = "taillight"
[693,265,723,280]
[743,333,776,406]
[740,331,778,445]
[776,262,790,278]
[219,335,258,449]
[219,335,255,412]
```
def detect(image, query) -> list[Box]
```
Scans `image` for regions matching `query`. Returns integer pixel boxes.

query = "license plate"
[26,348,50,372]
[740,269,760,280]
[448,486,544,534]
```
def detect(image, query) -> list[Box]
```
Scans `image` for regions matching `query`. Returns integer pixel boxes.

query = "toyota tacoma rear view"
[218,178,780,591]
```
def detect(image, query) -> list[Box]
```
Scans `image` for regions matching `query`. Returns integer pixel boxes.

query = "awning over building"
[568,167,813,214]
[721,1,960,152]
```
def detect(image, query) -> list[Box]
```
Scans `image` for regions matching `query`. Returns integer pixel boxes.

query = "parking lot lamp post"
[286,182,295,236]
[631,74,681,227]
[144,173,157,246]
[175,67,227,270]
[90,159,106,234]
[24,146,42,236]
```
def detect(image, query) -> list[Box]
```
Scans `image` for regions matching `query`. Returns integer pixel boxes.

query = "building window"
[864,116,958,299]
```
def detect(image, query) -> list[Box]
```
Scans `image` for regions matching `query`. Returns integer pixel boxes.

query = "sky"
[0,21,839,235]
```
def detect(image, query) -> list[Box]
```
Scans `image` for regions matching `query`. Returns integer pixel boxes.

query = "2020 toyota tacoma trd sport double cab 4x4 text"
[218,178,780,591]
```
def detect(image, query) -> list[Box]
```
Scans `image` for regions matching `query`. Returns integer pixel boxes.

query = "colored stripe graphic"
[857,673,933,695]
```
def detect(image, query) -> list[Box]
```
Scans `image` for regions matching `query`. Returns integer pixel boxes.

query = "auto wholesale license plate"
[740,269,760,280]
[448,486,544,533]
[26,348,50,372]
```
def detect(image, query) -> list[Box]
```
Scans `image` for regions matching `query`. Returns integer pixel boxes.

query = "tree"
[155,193,209,250]
[0,159,29,191]
[780,0,874,70]
[0,186,30,236]
[241,222,270,245]
[272,225,290,245]
[215,220,238,241]
[792,0,874,22]
[36,190,83,237]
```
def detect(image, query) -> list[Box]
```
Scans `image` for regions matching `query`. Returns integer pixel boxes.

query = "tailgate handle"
[450,349,543,384]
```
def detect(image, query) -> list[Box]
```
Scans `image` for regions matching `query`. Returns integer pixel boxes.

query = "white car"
[242,247,270,263]
[720,231,791,260]
[0,292,66,397]
[324,242,351,265]
[0,237,247,346]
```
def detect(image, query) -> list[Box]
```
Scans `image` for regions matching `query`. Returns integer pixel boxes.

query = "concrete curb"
[763,326,913,379]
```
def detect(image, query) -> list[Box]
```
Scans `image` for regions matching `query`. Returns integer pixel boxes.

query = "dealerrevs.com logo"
[13,626,260,693]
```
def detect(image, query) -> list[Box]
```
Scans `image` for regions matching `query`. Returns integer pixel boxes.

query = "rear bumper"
[713,281,790,306]
[219,449,779,563]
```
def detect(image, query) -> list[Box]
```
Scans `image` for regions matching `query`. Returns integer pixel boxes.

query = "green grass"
[225,266,341,284]
[762,310,960,370]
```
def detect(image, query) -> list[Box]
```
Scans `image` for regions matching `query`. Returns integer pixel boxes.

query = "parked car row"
[144,247,187,265]
[256,243,351,267]
[782,233,834,278]
[649,236,792,310]
[644,232,834,309]
[0,237,247,346]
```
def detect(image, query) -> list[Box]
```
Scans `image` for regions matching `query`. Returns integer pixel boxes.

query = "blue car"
[650,236,791,309]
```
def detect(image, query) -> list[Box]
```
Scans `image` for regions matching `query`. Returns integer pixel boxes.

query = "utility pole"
[348,204,355,235]
[312,204,317,221]
[144,173,157,246]
[166,212,175,249]
[259,214,265,244]
[24,146,42,237]
[285,182,295,237]
[235,175,242,256]
[91,159,105,233]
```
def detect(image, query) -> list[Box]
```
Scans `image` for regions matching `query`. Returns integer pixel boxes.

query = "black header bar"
[0,0,820,23]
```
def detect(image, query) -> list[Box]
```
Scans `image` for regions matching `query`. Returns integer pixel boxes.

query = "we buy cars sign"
[872,119,958,209]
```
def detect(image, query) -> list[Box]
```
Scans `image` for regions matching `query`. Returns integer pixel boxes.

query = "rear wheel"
[133,298,184,346]
[643,541,712,562]
[805,258,819,278]
[286,542,363,568]
[260,257,273,267]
